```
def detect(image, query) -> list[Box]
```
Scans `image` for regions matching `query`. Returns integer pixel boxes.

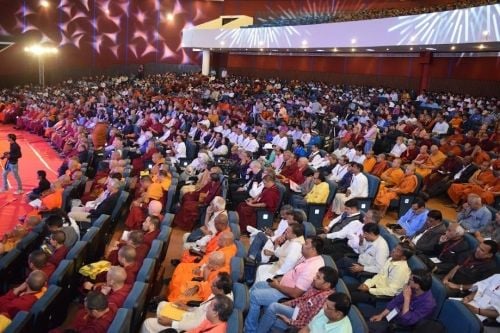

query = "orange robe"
[374,175,418,207]
[472,151,491,166]
[363,157,376,173]
[167,244,236,302]
[180,227,230,263]
[26,188,63,217]
[415,151,446,178]
[447,170,496,204]
[379,167,405,187]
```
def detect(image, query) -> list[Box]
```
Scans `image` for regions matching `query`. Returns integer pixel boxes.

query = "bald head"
[392,158,402,168]
[107,266,127,287]
[217,231,235,247]
[148,200,163,216]
[26,270,47,292]
[207,251,226,269]
[118,245,137,265]
[214,214,229,232]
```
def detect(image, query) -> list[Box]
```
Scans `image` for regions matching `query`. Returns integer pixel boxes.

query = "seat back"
[348,305,369,333]
[358,173,380,211]
[430,275,447,319]
[235,240,246,258]
[164,185,176,213]
[0,249,24,292]
[160,213,174,227]
[4,311,32,333]
[438,299,483,333]
[61,185,74,212]
[65,241,88,272]
[137,258,156,284]
[321,254,338,270]
[48,259,75,297]
[107,308,132,333]
[408,255,427,271]
[81,227,100,262]
[146,239,164,260]
[15,231,43,255]
[31,285,64,332]
[111,191,129,222]
[228,211,239,225]
[335,279,351,300]
[232,282,250,313]
[221,176,229,200]
[379,226,399,251]
[303,222,317,237]
[230,257,244,282]
[157,226,171,242]
[227,309,243,333]
[464,233,479,250]
[122,282,149,332]
[229,223,241,240]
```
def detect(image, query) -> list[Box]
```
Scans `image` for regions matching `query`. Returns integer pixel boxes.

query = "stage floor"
[0,125,62,237]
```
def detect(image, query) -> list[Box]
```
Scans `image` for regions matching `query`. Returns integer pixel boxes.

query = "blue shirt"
[308,310,352,333]
[387,289,436,326]
[397,209,429,237]
[458,206,492,233]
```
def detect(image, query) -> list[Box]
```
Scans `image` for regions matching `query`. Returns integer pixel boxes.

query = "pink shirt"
[280,255,325,291]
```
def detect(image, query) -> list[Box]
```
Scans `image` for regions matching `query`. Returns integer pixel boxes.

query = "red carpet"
[0,125,62,237]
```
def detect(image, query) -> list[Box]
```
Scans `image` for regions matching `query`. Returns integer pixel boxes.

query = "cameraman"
[1,133,23,194]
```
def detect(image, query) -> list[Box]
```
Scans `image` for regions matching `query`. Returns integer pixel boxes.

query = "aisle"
[0,125,62,237]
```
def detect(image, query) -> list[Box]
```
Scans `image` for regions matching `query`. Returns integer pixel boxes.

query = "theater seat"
[321,254,337,270]
[408,255,427,271]
[307,180,337,228]
[235,240,246,258]
[31,285,65,332]
[157,226,172,243]
[430,275,447,319]
[357,174,380,212]
[0,248,24,293]
[335,279,351,299]
[228,211,239,225]
[107,308,132,333]
[303,222,317,237]
[137,258,156,285]
[227,309,243,333]
[122,282,149,333]
[160,213,174,227]
[110,191,129,223]
[348,305,369,333]
[438,299,483,333]
[232,282,249,313]
[65,241,88,273]
[146,240,164,261]
[81,227,101,263]
[48,259,75,299]
[4,311,32,333]
[230,257,244,282]
[229,223,241,240]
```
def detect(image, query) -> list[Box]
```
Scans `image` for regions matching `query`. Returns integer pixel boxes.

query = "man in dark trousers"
[1,133,23,194]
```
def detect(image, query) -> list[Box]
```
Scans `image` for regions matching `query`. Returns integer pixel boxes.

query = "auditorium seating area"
[0,71,498,333]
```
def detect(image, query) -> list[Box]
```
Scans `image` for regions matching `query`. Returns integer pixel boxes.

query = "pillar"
[418,51,432,93]
[202,50,210,76]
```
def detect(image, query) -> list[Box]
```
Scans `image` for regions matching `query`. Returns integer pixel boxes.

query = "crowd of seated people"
[0,70,498,333]
[250,0,497,27]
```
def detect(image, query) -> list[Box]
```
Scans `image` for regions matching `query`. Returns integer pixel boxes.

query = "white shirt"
[174,142,187,159]
[390,143,407,157]
[432,121,449,135]
[272,135,281,146]
[326,215,364,251]
[277,136,289,151]
[212,144,228,156]
[301,133,311,145]
[329,164,349,182]
[469,274,500,323]
[333,147,348,159]
[309,152,324,169]
[352,154,366,165]
[358,236,390,274]
[346,148,356,162]
[348,172,369,198]
[243,139,260,153]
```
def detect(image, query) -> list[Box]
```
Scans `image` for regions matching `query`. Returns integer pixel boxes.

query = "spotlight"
[40,0,49,8]
[351,38,356,44]
[482,30,489,36]
[478,44,485,49]
[166,12,174,22]
[332,48,338,52]
[451,46,456,50]
[301,40,308,46]
[410,47,413,51]
[351,48,356,52]
[220,41,225,46]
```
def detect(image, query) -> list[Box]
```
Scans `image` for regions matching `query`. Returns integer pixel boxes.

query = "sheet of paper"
[29,199,42,208]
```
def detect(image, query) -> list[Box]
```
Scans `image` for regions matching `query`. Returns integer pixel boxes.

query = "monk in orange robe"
[167,250,230,302]
[414,145,446,178]
[439,139,462,157]
[374,165,418,213]
[26,181,64,218]
[471,146,491,166]
[379,158,404,187]
[363,151,376,173]
[180,215,230,264]
[447,161,496,205]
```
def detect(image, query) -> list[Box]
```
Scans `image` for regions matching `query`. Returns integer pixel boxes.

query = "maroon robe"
[0,290,40,319]
[144,230,160,247]
[237,184,281,232]
[49,246,69,267]
[173,180,222,231]
[50,304,117,333]
[107,244,149,267]
[104,284,132,308]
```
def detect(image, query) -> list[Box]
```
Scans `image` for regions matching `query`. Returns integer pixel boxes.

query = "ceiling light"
[332,48,338,52]
[301,40,308,45]
[410,47,413,51]
[259,48,263,51]
[482,30,489,36]
[451,46,456,50]
[366,49,375,52]
[166,13,174,21]
[40,0,49,8]
[351,48,356,52]
[478,44,485,49]
[259,41,264,46]
[425,47,437,51]
[220,41,225,46]
[24,44,58,55]
[104,9,110,15]
[386,48,390,51]
[316,49,325,52]
[351,38,356,44]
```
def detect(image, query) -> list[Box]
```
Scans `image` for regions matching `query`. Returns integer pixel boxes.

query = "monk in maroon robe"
[237,175,281,232]
[0,270,47,319]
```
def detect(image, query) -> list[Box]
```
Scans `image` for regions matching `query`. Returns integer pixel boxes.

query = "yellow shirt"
[305,182,330,204]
